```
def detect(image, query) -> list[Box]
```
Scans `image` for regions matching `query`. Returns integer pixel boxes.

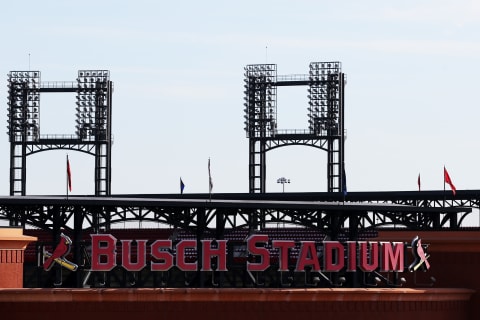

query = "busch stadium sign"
[84,234,430,273]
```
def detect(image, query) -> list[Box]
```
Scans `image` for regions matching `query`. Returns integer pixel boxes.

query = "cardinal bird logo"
[408,236,431,272]
[43,233,78,272]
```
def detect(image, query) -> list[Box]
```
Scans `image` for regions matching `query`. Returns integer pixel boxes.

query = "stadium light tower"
[244,62,345,193]
[6,70,113,197]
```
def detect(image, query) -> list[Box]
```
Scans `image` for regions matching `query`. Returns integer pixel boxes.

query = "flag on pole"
[180,178,185,194]
[342,167,347,197]
[417,173,421,191]
[208,158,213,194]
[444,166,456,196]
[67,156,72,192]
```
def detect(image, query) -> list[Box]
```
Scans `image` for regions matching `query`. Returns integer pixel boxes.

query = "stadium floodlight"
[6,70,40,140]
[277,177,290,193]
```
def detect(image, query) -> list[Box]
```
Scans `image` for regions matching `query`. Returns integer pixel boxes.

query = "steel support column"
[244,63,345,193]
[6,70,113,198]
[73,206,84,287]
[249,139,266,193]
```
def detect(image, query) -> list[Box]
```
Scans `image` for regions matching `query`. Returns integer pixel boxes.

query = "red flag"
[417,173,421,191]
[444,167,456,196]
[67,157,72,192]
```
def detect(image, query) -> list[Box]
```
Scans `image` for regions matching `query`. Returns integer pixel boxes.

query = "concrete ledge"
[0,287,474,302]
[0,288,474,320]
[0,227,37,250]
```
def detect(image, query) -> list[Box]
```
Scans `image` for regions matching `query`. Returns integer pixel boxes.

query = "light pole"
[277,177,290,193]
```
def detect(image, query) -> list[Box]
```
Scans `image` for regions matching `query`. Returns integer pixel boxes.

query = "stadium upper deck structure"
[0,190,477,232]
[0,187,476,288]
[1,64,480,320]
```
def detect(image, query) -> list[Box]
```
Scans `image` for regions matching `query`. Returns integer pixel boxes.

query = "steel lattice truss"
[26,142,96,155]
[6,70,113,196]
[0,193,473,289]
[243,62,345,193]
[0,193,473,232]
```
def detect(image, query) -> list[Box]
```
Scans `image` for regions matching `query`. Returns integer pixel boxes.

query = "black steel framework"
[0,192,474,232]
[2,62,476,289]
[6,70,113,198]
[0,192,474,288]
[244,62,345,193]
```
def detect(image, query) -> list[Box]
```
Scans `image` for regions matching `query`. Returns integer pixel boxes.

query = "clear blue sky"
[1,0,479,195]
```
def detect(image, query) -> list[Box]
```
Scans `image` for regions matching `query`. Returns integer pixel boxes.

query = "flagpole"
[66,154,69,200]
[417,173,421,207]
[208,158,211,202]
[443,166,446,207]
[208,158,212,202]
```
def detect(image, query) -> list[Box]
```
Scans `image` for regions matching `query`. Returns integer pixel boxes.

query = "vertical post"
[196,207,206,287]
[215,210,225,287]
[94,79,113,197]
[66,154,70,199]
[339,73,345,194]
[443,166,446,208]
[106,80,113,196]
[73,206,83,287]
[52,206,62,286]
[208,158,213,201]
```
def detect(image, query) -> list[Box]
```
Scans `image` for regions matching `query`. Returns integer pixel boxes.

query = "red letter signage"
[86,233,427,277]
[176,240,197,271]
[91,234,117,271]
[272,240,295,271]
[121,240,147,271]
[346,241,357,272]
[359,241,379,272]
[201,240,228,271]
[380,242,404,272]
[247,235,270,271]
[296,241,320,272]
[151,240,174,271]
[323,241,345,272]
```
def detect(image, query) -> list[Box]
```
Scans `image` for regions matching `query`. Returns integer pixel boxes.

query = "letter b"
[91,234,117,271]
